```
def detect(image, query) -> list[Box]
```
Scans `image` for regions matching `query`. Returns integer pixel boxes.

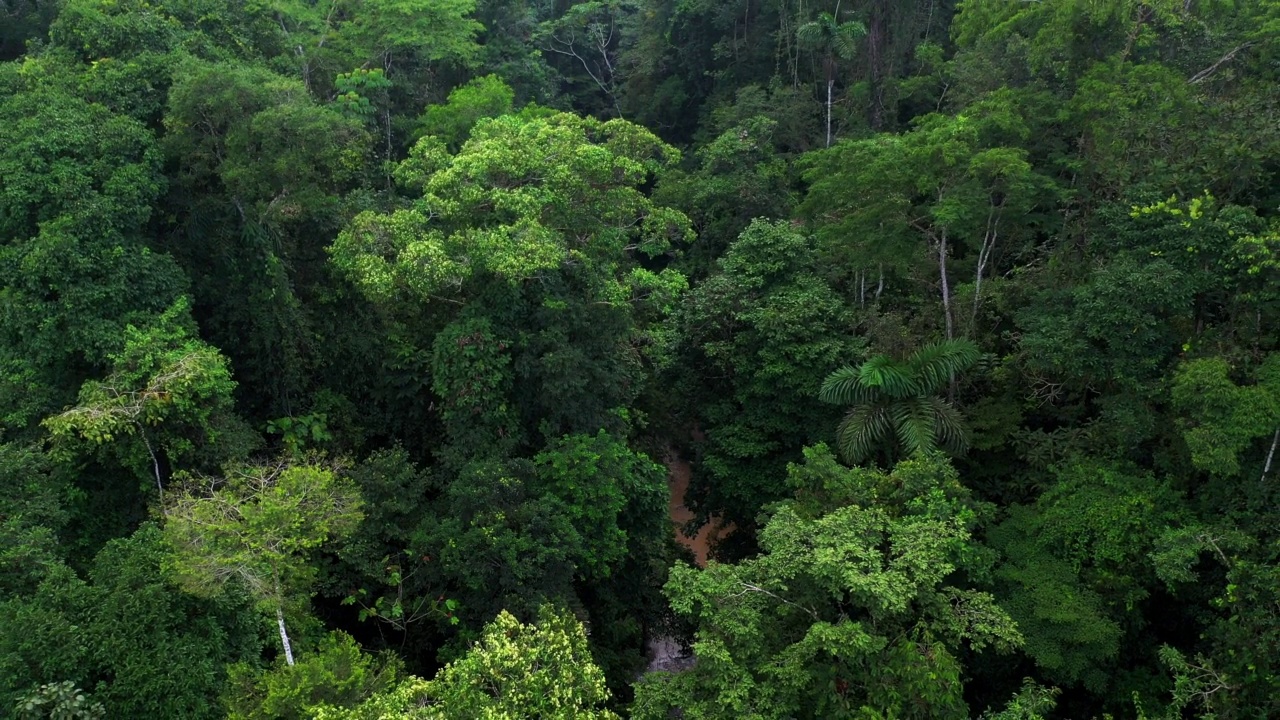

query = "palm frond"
[797,12,864,51]
[836,404,892,464]
[830,20,866,60]
[928,396,971,456]
[858,355,918,398]
[891,396,938,456]
[795,17,831,50]
[909,339,981,395]
[820,365,872,405]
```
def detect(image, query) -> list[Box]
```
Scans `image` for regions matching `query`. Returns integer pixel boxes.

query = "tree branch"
[1189,42,1255,85]
[724,581,820,621]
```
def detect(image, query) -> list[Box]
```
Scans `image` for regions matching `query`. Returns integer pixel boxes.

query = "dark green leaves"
[821,339,980,464]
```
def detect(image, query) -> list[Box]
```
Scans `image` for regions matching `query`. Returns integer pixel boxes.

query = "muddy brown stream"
[664,450,730,567]
[646,438,737,672]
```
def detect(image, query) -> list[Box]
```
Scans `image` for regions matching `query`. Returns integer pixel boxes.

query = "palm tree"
[820,339,981,464]
[797,7,866,148]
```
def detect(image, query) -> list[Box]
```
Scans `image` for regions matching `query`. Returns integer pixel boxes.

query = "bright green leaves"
[326,0,482,68]
[333,111,691,303]
[635,450,1017,720]
[223,631,400,720]
[266,414,333,458]
[327,109,689,674]
[44,299,238,491]
[14,681,105,720]
[335,68,392,119]
[416,74,516,149]
[162,461,364,621]
[796,12,864,65]
[1172,355,1280,477]
[1035,464,1188,575]
[982,680,1061,719]
[417,607,619,720]
[312,607,619,719]
[825,340,982,402]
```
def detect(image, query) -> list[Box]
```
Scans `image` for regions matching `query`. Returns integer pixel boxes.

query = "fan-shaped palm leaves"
[820,339,981,464]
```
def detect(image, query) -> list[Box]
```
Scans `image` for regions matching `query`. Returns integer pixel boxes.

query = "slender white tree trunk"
[939,229,954,340]
[276,606,295,666]
[972,209,999,329]
[875,264,884,299]
[139,428,163,502]
[826,78,834,148]
[1262,427,1279,484]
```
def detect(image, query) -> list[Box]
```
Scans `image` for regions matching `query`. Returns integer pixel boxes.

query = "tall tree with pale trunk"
[162,461,363,666]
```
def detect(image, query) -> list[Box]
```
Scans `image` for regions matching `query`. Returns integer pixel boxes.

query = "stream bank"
[646,444,733,672]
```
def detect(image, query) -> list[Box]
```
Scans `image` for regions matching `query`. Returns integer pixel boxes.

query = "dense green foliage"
[2,0,1279,718]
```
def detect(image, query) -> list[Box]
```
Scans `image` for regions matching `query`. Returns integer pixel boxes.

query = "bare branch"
[724,581,820,621]
[1189,42,1255,84]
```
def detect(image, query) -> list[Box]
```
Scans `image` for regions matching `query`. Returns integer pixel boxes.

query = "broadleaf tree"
[162,460,364,666]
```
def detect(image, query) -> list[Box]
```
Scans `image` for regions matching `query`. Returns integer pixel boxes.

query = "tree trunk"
[867,1,886,129]
[276,606,295,666]
[139,428,164,502]
[939,229,954,340]
[825,78,834,148]
[875,264,884,299]
[972,209,999,329]
[1262,427,1279,484]
[384,105,394,190]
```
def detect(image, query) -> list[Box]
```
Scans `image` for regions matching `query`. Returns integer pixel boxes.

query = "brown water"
[647,446,732,673]
[664,448,732,567]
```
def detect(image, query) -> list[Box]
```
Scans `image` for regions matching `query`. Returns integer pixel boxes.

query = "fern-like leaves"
[822,339,980,464]
[909,339,981,395]
[796,13,866,61]
[835,403,894,464]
